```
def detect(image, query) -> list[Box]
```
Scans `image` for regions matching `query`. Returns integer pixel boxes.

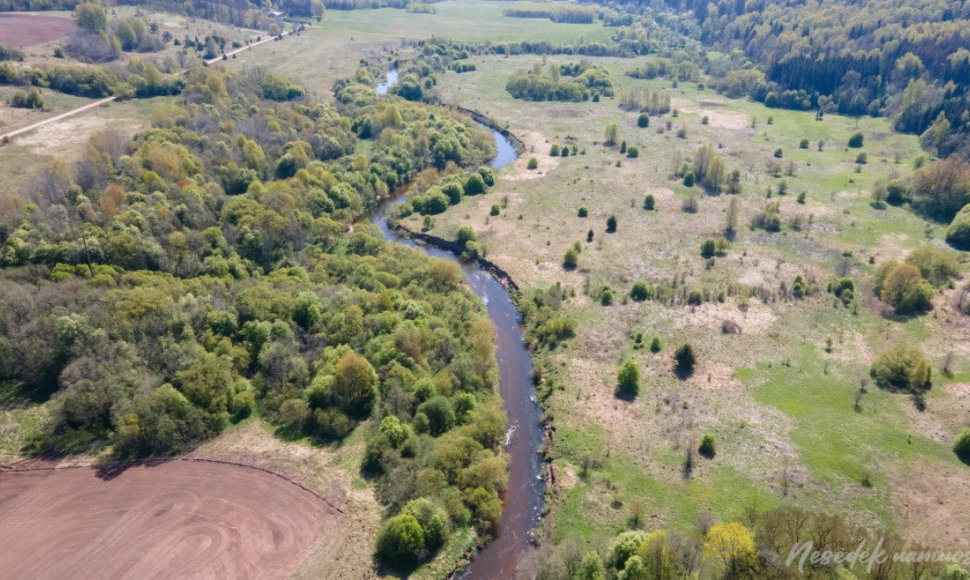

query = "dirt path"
[0,460,336,579]
[0,28,295,143]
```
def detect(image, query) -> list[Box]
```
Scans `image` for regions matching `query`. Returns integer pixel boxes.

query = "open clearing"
[0,460,336,579]
[0,13,76,48]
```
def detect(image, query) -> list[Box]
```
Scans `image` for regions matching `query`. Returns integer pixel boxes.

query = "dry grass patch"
[892,459,970,551]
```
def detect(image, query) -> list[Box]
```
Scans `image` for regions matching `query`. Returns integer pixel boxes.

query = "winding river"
[369,73,544,579]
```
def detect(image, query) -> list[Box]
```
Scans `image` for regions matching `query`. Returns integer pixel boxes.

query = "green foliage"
[507,61,613,102]
[527,157,539,170]
[649,337,662,353]
[698,433,716,458]
[955,429,970,465]
[875,261,934,314]
[605,121,619,146]
[606,215,617,233]
[377,514,425,562]
[630,281,653,302]
[576,551,607,580]
[611,530,647,569]
[847,132,864,148]
[563,248,579,270]
[643,195,655,210]
[700,239,716,259]
[682,171,695,187]
[904,246,961,287]
[947,204,970,248]
[637,113,649,128]
[674,344,696,375]
[578,206,589,217]
[870,345,932,391]
[617,359,640,396]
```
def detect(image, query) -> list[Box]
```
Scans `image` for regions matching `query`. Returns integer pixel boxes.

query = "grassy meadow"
[401,52,970,550]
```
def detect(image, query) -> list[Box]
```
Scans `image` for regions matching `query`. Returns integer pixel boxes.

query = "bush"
[630,281,652,301]
[774,148,783,158]
[490,204,500,216]
[611,530,647,568]
[465,173,486,195]
[627,146,639,158]
[563,248,579,270]
[418,395,455,435]
[905,246,960,286]
[955,429,970,465]
[377,513,425,562]
[456,226,476,248]
[527,157,538,170]
[875,261,933,314]
[870,344,932,391]
[617,359,640,395]
[946,204,970,249]
[643,195,655,210]
[698,434,716,458]
[700,238,716,259]
[674,344,696,375]
[649,336,662,353]
[683,171,695,187]
[799,138,809,149]
[848,132,864,148]
[637,113,649,128]
[600,286,615,305]
[477,166,495,186]
[578,206,588,217]
[606,215,617,233]
[855,152,868,165]
[550,144,560,156]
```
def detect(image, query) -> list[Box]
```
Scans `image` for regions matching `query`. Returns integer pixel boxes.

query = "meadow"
[404,52,970,550]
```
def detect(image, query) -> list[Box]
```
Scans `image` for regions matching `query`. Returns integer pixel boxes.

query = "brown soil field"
[0,14,76,48]
[0,460,336,579]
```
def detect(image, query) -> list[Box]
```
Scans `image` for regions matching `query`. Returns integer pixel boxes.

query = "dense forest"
[0,62,506,567]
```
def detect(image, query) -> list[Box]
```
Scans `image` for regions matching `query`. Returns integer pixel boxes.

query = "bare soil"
[0,460,336,579]
[0,14,76,49]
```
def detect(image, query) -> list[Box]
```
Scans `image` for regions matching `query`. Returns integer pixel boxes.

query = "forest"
[0,60,507,568]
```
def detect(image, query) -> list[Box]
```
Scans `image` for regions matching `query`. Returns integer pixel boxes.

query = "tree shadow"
[614,385,638,402]
[674,367,694,380]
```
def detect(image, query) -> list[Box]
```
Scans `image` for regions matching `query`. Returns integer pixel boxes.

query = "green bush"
[698,433,716,458]
[848,132,864,148]
[377,514,425,562]
[626,146,639,158]
[875,261,933,314]
[946,204,970,249]
[630,281,652,301]
[637,113,649,128]
[700,238,716,258]
[563,248,579,270]
[870,344,932,391]
[649,336,662,353]
[799,138,809,149]
[674,344,696,375]
[465,172,486,195]
[617,359,640,395]
[683,171,695,187]
[527,157,538,170]
[606,215,617,233]
[578,206,588,217]
[954,429,970,465]
[550,144,560,156]
[643,194,655,210]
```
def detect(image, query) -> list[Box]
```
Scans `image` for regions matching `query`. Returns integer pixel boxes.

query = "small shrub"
[649,336,662,353]
[527,157,538,170]
[700,238,716,259]
[637,113,649,128]
[490,204,500,216]
[578,206,588,217]
[799,138,809,149]
[855,152,868,165]
[701,115,709,125]
[563,248,579,270]
[698,434,716,458]
[797,191,806,204]
[600,286,615,306]
[848,132,864,148]
[682,196,699,213]
[630,281,652,301]
[643,194,655,210]
[683,171,695,187]
[946,204,970,248]
[550,144,560,156]
[954,429,970,465]
[870,344,932,391]
[617,359,640,396]
[674,344,696,375]
[606,215,617,233]
[774,148,783,158]
[626,145,639,158]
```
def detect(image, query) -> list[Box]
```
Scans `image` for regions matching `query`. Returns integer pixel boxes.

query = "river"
[369,71,544,579]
